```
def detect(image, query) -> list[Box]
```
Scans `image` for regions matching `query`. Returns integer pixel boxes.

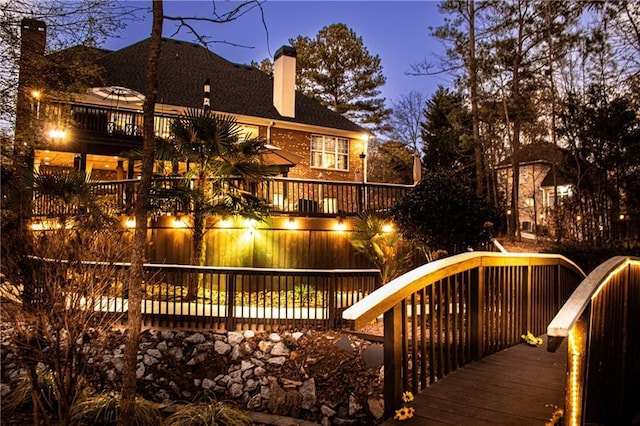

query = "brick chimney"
[15,18,46,156]
[273,46,296,118]
[19,19,47,87]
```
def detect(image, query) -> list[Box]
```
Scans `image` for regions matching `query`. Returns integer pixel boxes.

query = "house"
[15,18,413,269]
[15,19,371,186]
[495,142,575,236]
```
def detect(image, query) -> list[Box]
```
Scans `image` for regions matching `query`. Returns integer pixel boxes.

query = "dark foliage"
[391,170,502,254]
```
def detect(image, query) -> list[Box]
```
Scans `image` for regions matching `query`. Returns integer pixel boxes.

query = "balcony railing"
[31,177,413,218]
[25,258,381,330]
[71,104,173,139]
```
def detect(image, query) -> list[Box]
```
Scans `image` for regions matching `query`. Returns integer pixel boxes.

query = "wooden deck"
[384,335,568,425]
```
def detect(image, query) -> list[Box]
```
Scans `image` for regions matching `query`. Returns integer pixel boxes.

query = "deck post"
[470,266,484,361]
[226,273,236,330]
[383,304,403,419]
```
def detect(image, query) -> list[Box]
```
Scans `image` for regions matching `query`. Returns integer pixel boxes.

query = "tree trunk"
[118,1,162,424]
[469,0,484,197]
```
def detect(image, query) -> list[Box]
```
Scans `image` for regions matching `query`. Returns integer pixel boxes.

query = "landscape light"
[285,217,298,229]
[218,218,232,228]
[334,217,346,231]
[381,223,393,233]
[48,129,67,141]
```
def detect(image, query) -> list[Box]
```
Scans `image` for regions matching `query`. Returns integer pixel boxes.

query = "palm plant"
[349,212,415,284]
[169,109,278,300]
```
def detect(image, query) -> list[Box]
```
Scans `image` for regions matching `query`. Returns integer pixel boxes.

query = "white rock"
[267,356,287,366]
[247,394,261,410]
[300,378,316,410]
[106,369,117,382]
[258,341,273,353]
[214,340,231,355]
[291,332,304,340]
[202,378,215,389]
[254,366,266,377]
[270,342,290,357]
[161,330,174,340]
[241,359,254,371]
[230,345,241,361]
[245,378,259,392]
[157,341,168,352]
[321,405,337,417]
[229,383,244,398]
[260,385,270,399]
[135,364,145,379]
[168,347,184,360]
[268,332,281,342]
[243,330,256,339]
[184,333,206,344]
[111,357,124,372]
[143,354,157,366]
[227,331,244,346]
[194,379,202,387]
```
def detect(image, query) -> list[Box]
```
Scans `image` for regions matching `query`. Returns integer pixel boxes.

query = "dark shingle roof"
[95,38,364,133]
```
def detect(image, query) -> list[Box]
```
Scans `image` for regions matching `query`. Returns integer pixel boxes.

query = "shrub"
[163,398,251,426]
[70,392,161,426]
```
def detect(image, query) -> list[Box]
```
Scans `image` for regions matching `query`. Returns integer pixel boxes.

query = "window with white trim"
[310,135,349,171]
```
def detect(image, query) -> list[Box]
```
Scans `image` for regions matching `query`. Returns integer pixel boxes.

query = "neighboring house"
[15,19,371,186]
[495,142,574,236]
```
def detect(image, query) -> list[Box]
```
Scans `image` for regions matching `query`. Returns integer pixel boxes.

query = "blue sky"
[103,1,452,105]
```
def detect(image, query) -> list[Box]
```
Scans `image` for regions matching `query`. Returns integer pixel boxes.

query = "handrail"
[547,256,638,341]
[545,256,640,426]
[343,251,584,330]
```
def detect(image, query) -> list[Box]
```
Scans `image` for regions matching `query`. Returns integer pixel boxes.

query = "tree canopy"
[391,170,501,254]
[289,23,391,133]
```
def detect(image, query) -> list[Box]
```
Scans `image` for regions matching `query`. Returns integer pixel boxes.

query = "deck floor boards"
[384,336,567,426]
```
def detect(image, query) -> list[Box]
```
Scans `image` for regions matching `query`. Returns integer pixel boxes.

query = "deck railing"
[342,252,585,419]
[27,259,380,330]
[547,256,640,426]
[31,177,413,218]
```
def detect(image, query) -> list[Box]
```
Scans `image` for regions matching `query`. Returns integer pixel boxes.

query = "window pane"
[337,138,348,153]
[311,151,323,167]
[325,137,336,152]
[324,153,335,168]
[311,136,323,151]
[337,154,348,170]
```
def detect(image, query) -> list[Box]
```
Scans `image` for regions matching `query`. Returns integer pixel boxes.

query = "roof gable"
[95,38,364,133]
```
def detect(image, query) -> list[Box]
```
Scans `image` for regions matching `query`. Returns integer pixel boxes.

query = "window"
[238,124,258,139]
[311,135,349,171]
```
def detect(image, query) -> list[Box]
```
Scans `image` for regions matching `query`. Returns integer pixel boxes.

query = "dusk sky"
[103,1,452,106]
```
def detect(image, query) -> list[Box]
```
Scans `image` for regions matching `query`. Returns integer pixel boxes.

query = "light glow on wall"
[284,217,298,229]
[172,216,188,228]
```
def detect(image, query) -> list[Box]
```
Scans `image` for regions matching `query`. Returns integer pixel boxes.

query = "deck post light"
[31,90,41,119]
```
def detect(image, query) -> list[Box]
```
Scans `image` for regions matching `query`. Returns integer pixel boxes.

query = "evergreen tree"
[421,86,473,176]
[290,23,391,132]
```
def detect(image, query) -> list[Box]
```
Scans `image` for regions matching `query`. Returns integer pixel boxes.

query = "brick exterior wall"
[269,127,361,182]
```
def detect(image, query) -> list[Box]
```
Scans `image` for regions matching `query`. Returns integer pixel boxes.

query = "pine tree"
[290,23,391,132]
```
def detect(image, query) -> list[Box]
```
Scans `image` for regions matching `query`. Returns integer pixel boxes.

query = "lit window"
[311,135,349,171]
[238,124,259,139]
